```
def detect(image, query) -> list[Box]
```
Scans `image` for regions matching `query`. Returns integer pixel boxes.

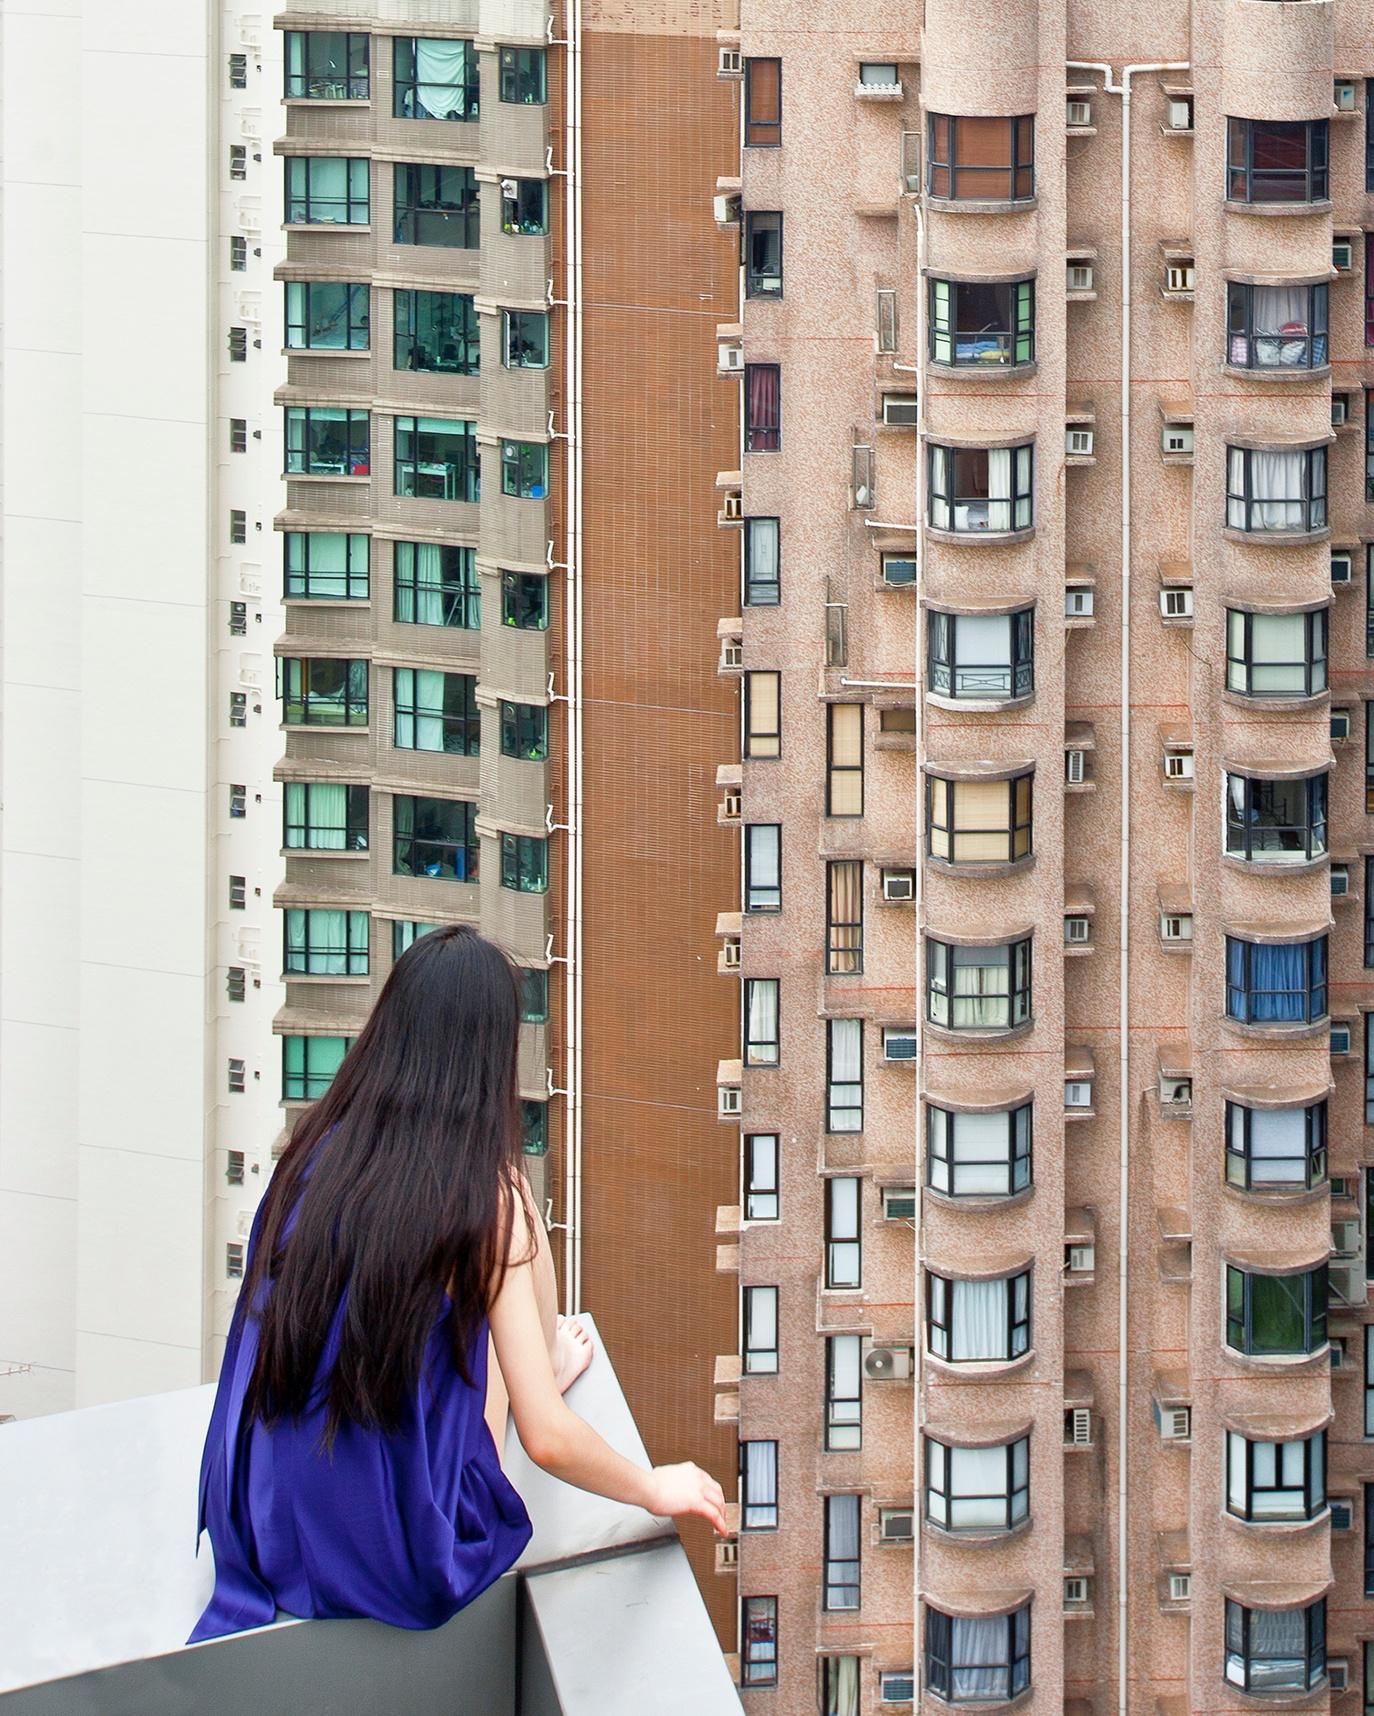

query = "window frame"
[1224,771,1327,863]
[743,1284,779,1374]
[822,1494,861,1611]
[925,1601,1032,1704]
[500,176,548,236]
[498,44,547,104]
[393,35,479,121]
[1225,446,1328,535]
[1226,117,1329,204]
[744,211,783,298]
[393,288,479,375]
[282,1034,353,1101]
[394,541,480,629]
[928,445,1034,535]
[284,531,370,601]
[1226,279,1328,370]
[501,439,549,498]
[824,1176,862,1290]
[826,1018,863,1133]
[284,406,370,476]
[824,1333,862,1450]
[1224,1100,1327,1192]
[500,700,548,762]
[927,1102,1032,1198]
[1225,1428,1326,1523]
[285,155,369,225]
[1224,934,1328,1026]
[826,703,863,817]
[284,907,369,976]
[518,965,549,1023]
[392,667,479,757]
[743,977,780,1067]
[392,793,478,882]
[744,58,781,147]
[744,823,782,912]
[927,771,1033,864]
[744,1133,780,1221]
[280,656,369,727]
[501,571,549,631]
[1224,1597,1326,1694]
[743,516,780,606]
[393,162,479,248]
[284,31,369,101]
[929,277,1034,366]
[924,1434,1030,1533]
[503,309,550,370]
[744,362,781,452]
[499,832,548,894]
[1224,1263,1328,1357]
[926,114,1035,202]
[393,414,479,502]
[825,859,864,976]
[284,781,369,852]
[740,1596,778,1687]
[285,281,370,351]
[926,1268,1032,1363]
[1225,609,1327,697]
[739,1440,778,1530]
[928,609,1034,701]
[927,935,1033,1032]
[743,670,781,758]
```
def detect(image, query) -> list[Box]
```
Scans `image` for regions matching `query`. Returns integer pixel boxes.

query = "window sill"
[1219,689,1328,713]
[1223,198,1333,219]
[1220,852,1329,876]
[284,472,372,484]
[925,360,1039,382]
[924,525,1035,549]
[1222,1180,1330,1209]
[923,1515,1033,1550]
[1220,1014,1330,1042]
[923,1348,1036,1383]
[281,723,370,736]
[284,347,372,360]
[282,972,371,986]
[1220,1505,1330,1541]
[926,689,1035,714]
[283,223,373,235]
[924,195,1038,217]
[1221,525,1331,547]
[923,1016,1035,1047]
[279,847,370,861]
[925,854,1035,880]
[924,1185,1035,1214]
[1221,362,1331,384]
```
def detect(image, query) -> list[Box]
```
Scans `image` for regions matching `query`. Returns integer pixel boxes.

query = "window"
[226,967,246,1002]
[1225,935,1327,1026]
[1227,117,1329,204]
[500,834,548,893]
[1226,1429,1326,1521]
[501,572,548,630]
[522,1100,547,1157]
[500,701,548,761]
[511,966,546,1023]
[825,1333,862,1449]
[926,115,1034,201]
[927,773,1032,864]
[285,407,370,476]
[744,364,780,452]
[926,1602,1031,1703]
[827,1019,863,1132]
[741,1596,778,1687]
[740,1441,778,1529]
[1368,857,1374,966]
[825,704,863,816]
[393,415,478,502]
[930,279,1034,366]
[285,531,369,601]
[820,1659,860,1716]
[393,669,478,756]
[1367,1485,1374,1596]
[394,164,478,248]
[227,1239,245,1272]
[928,1103,1032,1198]
[394,543,479,628]
[740,670,783,759]
[744,58,781,146]
[925,1435,1030,1531]
[229,784,247,819]
[1367,1017,1374,1127]
[501,440,548,498]
[229,418,248,454]
[745,1134,779,1220]
[927,1269,1031,1362]
[280,657,368,726]
[745,212,783,297]
[503,310,549,370]
[393,37,478,121]
[744,824,781,911]
[1225,447,1327,535]
[229,53,247,89]
[1225,609,1326,696]
[1225,1102,1326,1191]
[285,156,369,224]
[928,444,1033,533]
[283,1035,352,1101]
[500,177,548,235]
[743,978,779,1066]
[230,235,247,272]
[744,517,780,605]
[1225,1264,1328,1356]
[826,861,863,975]
[499,45,546,104]
[229,145,247,183]
[284,908,369,976]
[285,282,369,351]
[228,692,248,728]
[743,1285,778,1373]
[929,610,1034,701]
[284,782,368,852]
[284,31,368,99]
[226,1147,246,1182]
[1227,281,1328,370]
[393,920,439,959]
[1225,1599,1325,1693]
[228,325,247,362]
[393,794,478,881]
[1367,1324,1374,1433]
[928,937,1032,1031]
[1367,236,1374,346]
[1225,772,1327,862]
[394,289,478,374]
[228,875,246,909]
[823,1495,861,1611]
[825,1177,861,1289]
[229,510,247,545]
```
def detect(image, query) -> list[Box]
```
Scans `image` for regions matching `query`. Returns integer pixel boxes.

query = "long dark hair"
[241,925,530,1443]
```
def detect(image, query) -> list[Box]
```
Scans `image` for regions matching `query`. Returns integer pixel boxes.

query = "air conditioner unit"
[1168,1573,1192,1602]
[1332,394,1350,426]
[1162,425,1194,455]
[1064,1576,1090,1606]
[1165,264,1195,293]
[1331,1176,1354,1199]
[883,1030,918,1062]
[1065,587,1094,617]
[1331,1023,1353,1055]
[1065,1080,1092,1110]
[719,342,745,373]
[1159,1404,1191,1442]
[1329,1659,1351,1693]
[717,46,743,75]
[1330,1260,1365,1306]
[1065,749,1086,784]
[1066,1407,1093,1445]
[1166,98,1193,130]
[1331,865,1350,897]
[1333,237,1354,271]
[1162,750,1193,781]
[1331,709,1352,741]
[879,1674,915,1706]
[722,790,741,819]
[1330,1338,1348,1370]
[722,939,741,970]
[1334,79,1357,112]
[1066,1244,1095,1273]
[1064,916,1091,945]
[864,1343,912,1382]
[882,871,915,901]
[882,1187,916,1222]
[879,1509,914,1544]
[1160,1076,1192,1107]
[1331,551,1353,584]
[1067,263,1094,292]
[1329,1500,1354,1531]
[881,394,919,427]
[718,1086,742,1118]
[1066,427,1095,456]
[1160,912,1193,943]
[1066,99,1091,127]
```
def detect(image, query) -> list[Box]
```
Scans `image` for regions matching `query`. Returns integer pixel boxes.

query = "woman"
[189,926,725,1641]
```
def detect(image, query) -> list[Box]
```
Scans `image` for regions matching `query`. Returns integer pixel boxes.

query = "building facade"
[719,0,1374,1712]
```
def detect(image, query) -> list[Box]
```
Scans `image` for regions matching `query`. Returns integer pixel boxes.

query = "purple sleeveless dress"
[188,1161,532,1642]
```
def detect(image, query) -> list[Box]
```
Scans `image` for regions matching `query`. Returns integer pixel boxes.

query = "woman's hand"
[646,1462,729,1535]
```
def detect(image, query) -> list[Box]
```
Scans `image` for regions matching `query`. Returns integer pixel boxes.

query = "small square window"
[859,62,899,88]
[230,509,247,544]
[230,235,247,271]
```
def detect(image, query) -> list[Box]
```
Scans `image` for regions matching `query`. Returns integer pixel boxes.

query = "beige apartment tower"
[716,0,1374,1711]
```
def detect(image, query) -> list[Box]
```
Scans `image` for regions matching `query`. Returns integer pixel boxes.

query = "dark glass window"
[1225,1264,1327,1356]
[1367,855,1374,967]
[1225,1101,1326,1191]
[741,1596,778,1687]
[1225,935,1327,1025]
[500,700,548,760]
[394,289,478,374]
[393,164,478,247]
[1225,609,1327,696]
[739,1441,778,1529]
[927,1269,1031,1362]
[1225,446,1327,534]
[284,531,369,600]
[1225,772,1327,862]
[501,572,548,630]
[500,177,548,235]
[1367,234,1374,345]
[926,115,1034,201]
[501,439,548,498]
[926,1602,1031,1704]
[1226,280,1327,369]
[927,773,1032,863]
[285,406,370,476]
[1224,1598,1325,1693]
[499,46,547,104]
[393,920,439,959]
[929,444,1033,533]
[1226,1429,1325,1522]
[928,609,1034,700]
[518,967,549,1023]
[745,212,783,297]
[744,824,781,911]
[393,795,478,881]
[930,278,1034,366]
[284,782,369,851]
[393,669,478,756]
[394,415,478,502]
[285,157,369,224]
[744,59,781,146]
[500,833,548,893]
[925,1435,1029,1531]
[744,364,780,451]
[280,657,368,726]
[825,860,863,976]
[1367,391,1374,501]
[1227,118,1329,204]
[284,31,368,99]
[503,310,550,369]
[285,907,369,976]
[394,543,479,628]
[928,936,1032,1031]
[522,1099,547,1157]
[285,282,370,350]
[393,37,478,121]
[928,1103,1031,1198]
[282,1035,353,1101]
[822,1495,861,1611]
[744,517,780,605]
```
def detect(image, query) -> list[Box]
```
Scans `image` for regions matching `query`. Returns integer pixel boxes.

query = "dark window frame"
[500,833,548,894]
[926,114,1034,202]
[282,1034,353,1101]
[393,414,479,502]
[825,859,864,976]
[743,1284,779,1374]
[824,1176,862,1290]
[925,1601,1032,1703]
[503,309,550,370]
[826,1018,863,1133]
[1224,608,1328,697]
[501,571,549,630]
[285,155,369,224]
[280,656,369,726]
[284,406,370,476]
[927,935,1033,1031]
[825,703,864,817]
[284,781,369,852]
[744,211,783,298]
[927,1102,1032,1198]
[1227,117,1329,204]
[501,439,549,498]
[744,1134,780,1221]
[743,977,780,1067]
[743,516,780,605]
[393,36,479,121]
[1224,1597,1326,1694]
[744,363,781,452]
[1225,446,1328,535]
[499,44,547,104]
[924,1434,1030,1532]
[1224,934,1328,1026]
[393,162,479,248]
[1224,771,1327,862]
[739,1440,778,1530]
[1226,1428,1326,1523]
[744,58,781,147]
[928,444,1034,534]
[1226,279,1328,370]
[824,1333,862,1450]
[393,793,478,882]
[284,530,370,600]
[284,30,369,100]
[1225,1100,1327,1191]
[518,966,549,1023]
[392,667,479,756]
[500,177,548,236]
[740,1596,778,1687]
[500,700,548,761]
[284,907,369,976]
[927,771,1033,864]
[1225,1263,1328,1357]
[926,1268,1031,1363]
[744,822,782,912]
[285,280,370,350]
[394,541,480,628]
[822,1494,861,1611]
[929,277,1034,366]
[394,288,479,374]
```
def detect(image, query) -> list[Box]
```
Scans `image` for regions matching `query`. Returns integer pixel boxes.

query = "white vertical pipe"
[570,0,585,1317]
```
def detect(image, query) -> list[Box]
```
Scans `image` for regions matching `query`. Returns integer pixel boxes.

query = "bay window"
[926,115,1034,202]
[283,1035,352,1101]
[928,610,1034,700]
[394,416,478,502]
[285,908,369,976]
[927,1102,1031,1197]
[280,657,368,726]
[286,156,368,225]
[925,1602,1031,1703]
[499,45,547,105]
[502,572,548,630]
[930,278,1034,366]
[1227,117,1329,204]
[1224,1599,1326,1694]
[500,700,548,761]
[521,1100,547,1157]
[1226,1429,1326,1522]
[393,37,478,121]
[1226,280,1328,369]
[393,163,478,248]
[1225,771,1327,861]
[284,782,368,852]
[925,1435,1029,1532]
[1225,1263,1328,1357]
[500,177,547,235]
[927,1268,1031,1362]
[393,669,479,756]
[394,542,479,628]
[503,310,549,369]
[501,439,548,498]
[927,936,1032,1031]
[1225,1101,1326,1191]
[286,282,369,350]
[1225,609,1327,696]
[744,978,780,1066]
[927,772,1032,863]
[499,833,547,893]
[1225,446,1327,533]
[285,531,369,600]
[284,31,368,100]
[1225,934,1327,1026]
[928,444,1033,533]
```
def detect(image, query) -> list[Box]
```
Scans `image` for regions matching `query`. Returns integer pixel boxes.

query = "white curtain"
[1249,612,1306,690]
[951,1277,1006,1360]
[985,447,1012,529]
[1247,1108,1305,1183]
[952,613,1012,695]
[825,1495,860,1608]
[742,1440,776,1525]
[746,980,778,1064]
[747,824,780,904]
[1250,450,1304,530]
[747,517,779,586]
[952,1616,1006,1699]
[415,40,469,116]
[310,782,347,849]
[823,1656,859,1716]
[413,669,445,751]
[413,542,445,624]
[1226,446,1248,529]
[949,1110,1011,1193]
[746,1288,777,1372]
[828,1018,862,1130]
[950,945,1011,1029]
[1252,284,1311,367]
[948,1444,1006,1528]
[930,446,951,528]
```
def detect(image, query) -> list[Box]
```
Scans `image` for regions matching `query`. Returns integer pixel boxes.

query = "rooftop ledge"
[0,1314,742,1716]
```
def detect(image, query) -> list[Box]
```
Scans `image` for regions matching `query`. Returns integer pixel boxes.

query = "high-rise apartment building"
[719,2,1374,1711]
